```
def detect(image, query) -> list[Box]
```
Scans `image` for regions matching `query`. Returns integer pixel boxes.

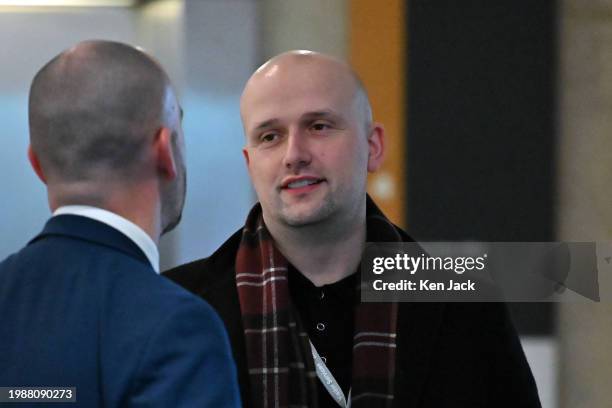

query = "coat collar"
[196,197,446,406]
[29,214,151,268]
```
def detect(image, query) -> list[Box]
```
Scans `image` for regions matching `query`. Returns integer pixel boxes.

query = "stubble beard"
[161,166,187,235]
[276,193,337,228]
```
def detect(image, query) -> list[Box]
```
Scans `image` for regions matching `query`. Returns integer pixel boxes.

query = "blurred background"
[0,1,610,407]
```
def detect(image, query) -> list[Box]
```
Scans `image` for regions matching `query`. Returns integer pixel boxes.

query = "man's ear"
[154,127,177,181]
[367,123,385,172]
[242,147,250,167]
[28,144,47,184]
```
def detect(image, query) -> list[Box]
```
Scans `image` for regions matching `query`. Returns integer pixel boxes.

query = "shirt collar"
[52,205,160,274]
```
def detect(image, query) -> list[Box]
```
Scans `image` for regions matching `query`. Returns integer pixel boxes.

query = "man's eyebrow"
[301,110,340,120]
[251,111,341,133]
[253,118,280,132]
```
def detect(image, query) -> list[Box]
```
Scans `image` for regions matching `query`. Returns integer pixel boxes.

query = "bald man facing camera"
[0,41,240,407]
[166,51,541,407]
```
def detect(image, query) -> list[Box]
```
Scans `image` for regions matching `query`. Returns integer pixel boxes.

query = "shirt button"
[320,290,325,300]
[316,322,326,331]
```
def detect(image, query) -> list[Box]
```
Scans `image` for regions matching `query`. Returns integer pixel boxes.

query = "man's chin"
[279,204,333,227]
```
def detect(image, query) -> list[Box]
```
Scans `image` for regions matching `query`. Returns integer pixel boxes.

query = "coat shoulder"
[163,228,243,295]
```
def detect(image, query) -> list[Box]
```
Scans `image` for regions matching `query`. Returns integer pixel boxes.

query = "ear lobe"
[28,144,47,184]
[155,127,177,180]
[366,123,385,172]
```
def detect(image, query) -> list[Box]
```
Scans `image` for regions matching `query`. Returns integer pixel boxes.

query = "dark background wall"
[406,0,558,335]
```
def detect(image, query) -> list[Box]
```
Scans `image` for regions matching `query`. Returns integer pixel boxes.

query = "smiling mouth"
[282,178,325,190]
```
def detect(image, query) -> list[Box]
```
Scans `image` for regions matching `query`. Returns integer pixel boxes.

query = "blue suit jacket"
[0,215,241,407]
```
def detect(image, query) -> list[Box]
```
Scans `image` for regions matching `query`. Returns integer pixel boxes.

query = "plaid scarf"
[236,198,401,408]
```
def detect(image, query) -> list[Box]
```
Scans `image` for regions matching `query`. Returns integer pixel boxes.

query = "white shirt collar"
[52,205,160,274]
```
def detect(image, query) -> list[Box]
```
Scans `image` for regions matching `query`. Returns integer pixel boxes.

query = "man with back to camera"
[165,50,541,407]
[0,40,240,407]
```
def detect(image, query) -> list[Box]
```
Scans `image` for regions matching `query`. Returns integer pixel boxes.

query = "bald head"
[240,50,372,135]
[29,40,175,184]
[239,50,386,232]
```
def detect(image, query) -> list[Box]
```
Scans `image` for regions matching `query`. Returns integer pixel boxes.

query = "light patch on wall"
[0,0,136,6]
[141,0,181,20]
[370,172,396,201]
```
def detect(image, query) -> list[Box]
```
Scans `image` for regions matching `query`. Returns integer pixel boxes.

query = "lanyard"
[310,340,351,408]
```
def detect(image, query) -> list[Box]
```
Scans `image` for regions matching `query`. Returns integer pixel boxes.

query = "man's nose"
[282,130,312,170]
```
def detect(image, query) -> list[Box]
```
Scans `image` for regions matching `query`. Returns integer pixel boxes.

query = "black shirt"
[288,265,357,408]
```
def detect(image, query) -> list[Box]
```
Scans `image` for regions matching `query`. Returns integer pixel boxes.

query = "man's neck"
[264,207,367,287]
[49,180,161,244]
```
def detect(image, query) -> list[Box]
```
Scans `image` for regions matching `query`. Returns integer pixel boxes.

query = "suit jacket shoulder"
[0,215,240,407]
[164,228,251,405]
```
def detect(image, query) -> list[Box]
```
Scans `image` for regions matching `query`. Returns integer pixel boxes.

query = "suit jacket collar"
[29,214,151,268]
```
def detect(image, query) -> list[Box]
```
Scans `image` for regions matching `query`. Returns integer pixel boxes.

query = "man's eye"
[261,133,278,143]
[311,122,331,132]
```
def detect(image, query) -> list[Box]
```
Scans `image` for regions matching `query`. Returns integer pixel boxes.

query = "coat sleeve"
[127,297,241,407]
[483,303,542,407]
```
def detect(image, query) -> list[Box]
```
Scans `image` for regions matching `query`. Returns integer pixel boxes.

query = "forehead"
[241,61,357,129]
